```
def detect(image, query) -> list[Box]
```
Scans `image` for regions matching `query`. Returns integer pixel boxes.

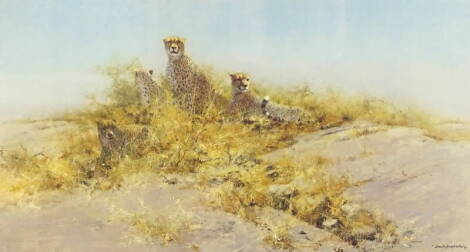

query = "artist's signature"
[433,244,467,250]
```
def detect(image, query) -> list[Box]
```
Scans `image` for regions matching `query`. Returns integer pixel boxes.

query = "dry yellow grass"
[263,221,295,250]
[1,59,451,247]
[111,201,196,245]
[0,147,80,205]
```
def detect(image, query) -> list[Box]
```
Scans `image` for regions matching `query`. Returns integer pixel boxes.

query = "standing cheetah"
[134,68,164,106]
[229,72,309,123]
[163,36,221,114]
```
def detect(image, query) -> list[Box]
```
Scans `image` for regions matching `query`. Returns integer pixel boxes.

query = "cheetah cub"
[135,68,165,106]
[228,72,267,119]
[163,36,219,114]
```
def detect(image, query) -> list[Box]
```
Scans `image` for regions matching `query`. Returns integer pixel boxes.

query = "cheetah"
[135,68,165,106]
[96,121,150,162]
[163,36,221,114]
[229,72,309,123]
[227,72,267,119]
[260,96,309,123]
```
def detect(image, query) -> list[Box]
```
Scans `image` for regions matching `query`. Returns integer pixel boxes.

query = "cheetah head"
[163,36,186,60]
[135,69,154,83]
[97,122,119,148]
[230,72,251,94]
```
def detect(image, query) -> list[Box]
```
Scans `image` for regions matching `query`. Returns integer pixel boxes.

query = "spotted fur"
[260,97,307,123]
[96,122,149,162]
[135,69,164,106]
[163,36,217,114]
[228,72,266,118]
[229,72,309,123]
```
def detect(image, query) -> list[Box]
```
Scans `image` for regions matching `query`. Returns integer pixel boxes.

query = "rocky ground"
[0,120,469,251]
[267,121,470,251]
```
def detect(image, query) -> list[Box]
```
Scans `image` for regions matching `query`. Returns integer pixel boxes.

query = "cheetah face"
[163,36,186,60]
[97,122,118,148]
[230,73,251,94]
[135,69,154,83]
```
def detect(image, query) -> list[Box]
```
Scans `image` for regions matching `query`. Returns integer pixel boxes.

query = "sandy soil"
[0,179,270,252]
[0,120,73,154]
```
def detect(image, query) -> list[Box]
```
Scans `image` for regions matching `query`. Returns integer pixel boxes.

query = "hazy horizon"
[1,0,470,120]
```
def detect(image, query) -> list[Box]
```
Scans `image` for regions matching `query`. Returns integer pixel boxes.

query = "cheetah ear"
[149,69,154,75]
[229,74,236,80]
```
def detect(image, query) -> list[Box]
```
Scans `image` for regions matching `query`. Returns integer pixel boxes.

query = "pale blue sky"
[1,0,470,119]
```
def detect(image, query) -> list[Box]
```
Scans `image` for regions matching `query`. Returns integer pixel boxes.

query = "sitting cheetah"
[135,69,165,106]
[227,72,267,119]
[96,121,150,163]
[229,72,309,123]
[163,36,221,114]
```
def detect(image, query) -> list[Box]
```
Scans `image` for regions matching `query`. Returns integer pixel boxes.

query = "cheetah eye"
[106,132,114,139]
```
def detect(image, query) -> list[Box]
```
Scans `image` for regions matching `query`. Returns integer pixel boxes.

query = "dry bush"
[263,221,295,250]
[98,58,143,107]
[111,201,196,245]
[0,147,80,204]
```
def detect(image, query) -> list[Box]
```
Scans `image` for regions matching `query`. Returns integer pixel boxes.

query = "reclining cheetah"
[163,36,223,114]
[229,72,309,123]
[227,72,267,119]
[260,96,309,123]
[135,68,165,106]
